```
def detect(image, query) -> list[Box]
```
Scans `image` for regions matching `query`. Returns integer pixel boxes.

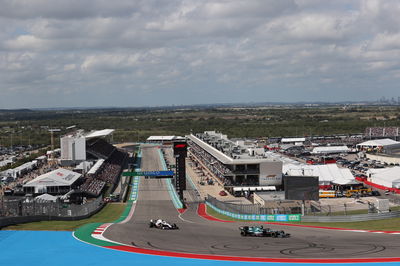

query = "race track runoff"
[2,144,400,266]
[103,145,400,261]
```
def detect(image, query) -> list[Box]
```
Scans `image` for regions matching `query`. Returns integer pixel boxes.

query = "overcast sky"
[1,0,400,108]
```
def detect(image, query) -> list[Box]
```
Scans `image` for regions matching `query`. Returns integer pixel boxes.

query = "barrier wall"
[205,201,301,222]
[301,210,400,222]
[366,153,400,165]
[205,193,400,222]
[0,201,105,229]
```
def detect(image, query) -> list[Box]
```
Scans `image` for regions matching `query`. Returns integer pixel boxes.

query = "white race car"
[149,219,179,230]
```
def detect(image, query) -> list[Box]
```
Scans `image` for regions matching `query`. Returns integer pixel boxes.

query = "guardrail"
[206,195,400,222]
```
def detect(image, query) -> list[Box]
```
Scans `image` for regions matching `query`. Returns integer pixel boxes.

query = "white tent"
[356,139,400,149]
[24,168,82,194]
[281,137,305,143]
[367,167,400,188]
[284,163,356,185]
[312,146,350,154]
[35,193,58,202]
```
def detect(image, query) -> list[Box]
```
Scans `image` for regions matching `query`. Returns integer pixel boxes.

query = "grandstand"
[74,131,128,197]
[365,127,400,140]
[79,147,127,197]
[79,178,106,197]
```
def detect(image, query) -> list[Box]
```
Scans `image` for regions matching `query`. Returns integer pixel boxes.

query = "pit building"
[187,131,282,193]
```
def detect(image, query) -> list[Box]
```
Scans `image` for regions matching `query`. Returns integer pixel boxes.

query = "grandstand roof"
[188,134,272,164]
[356,138,400,147]
[312,146,350,154]
[24,168,81,187]
[281,137,306,143]
[85,129,114,139]
[87,159,105,175]
[147,136,183,141]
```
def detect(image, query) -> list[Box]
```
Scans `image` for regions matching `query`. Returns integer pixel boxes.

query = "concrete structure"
[253,191,285,206]
[60,132,86,165]
[366,153,400,165]
[60,129,116,165]
[188,132,283,188]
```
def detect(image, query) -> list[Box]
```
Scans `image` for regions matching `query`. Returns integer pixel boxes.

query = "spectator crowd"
[365,127,400,138]
[79,144,128,196]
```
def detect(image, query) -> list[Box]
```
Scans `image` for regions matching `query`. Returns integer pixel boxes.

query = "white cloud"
[0,0,400,108]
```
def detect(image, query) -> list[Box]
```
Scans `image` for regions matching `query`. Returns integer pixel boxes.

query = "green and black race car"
[239,225,290,238]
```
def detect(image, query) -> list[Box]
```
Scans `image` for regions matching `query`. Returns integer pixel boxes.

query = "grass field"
[2,203,126,231]
[206,206,400,231]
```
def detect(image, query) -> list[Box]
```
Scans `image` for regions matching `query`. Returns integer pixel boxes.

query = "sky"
[1,0,400,109]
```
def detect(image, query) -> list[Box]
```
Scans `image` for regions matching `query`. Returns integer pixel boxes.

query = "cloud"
[0,0,400,108]
[0,0,144,19]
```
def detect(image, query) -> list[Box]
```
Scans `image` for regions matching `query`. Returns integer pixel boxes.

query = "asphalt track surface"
[104,145,400,260]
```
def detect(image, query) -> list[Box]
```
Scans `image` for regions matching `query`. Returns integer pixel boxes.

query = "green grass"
[206,206,400,231]
[2,203,126,231]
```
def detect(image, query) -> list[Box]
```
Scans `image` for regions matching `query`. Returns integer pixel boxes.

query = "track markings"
[91,223,112,236]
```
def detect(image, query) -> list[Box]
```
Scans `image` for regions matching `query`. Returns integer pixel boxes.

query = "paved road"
[104,145,400,259]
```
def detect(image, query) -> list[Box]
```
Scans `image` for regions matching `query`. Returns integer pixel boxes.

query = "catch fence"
[206,195,302,215]
[206,195,400,217]
[0,196,104,219]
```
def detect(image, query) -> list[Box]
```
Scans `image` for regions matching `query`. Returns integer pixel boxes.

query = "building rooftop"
[24,168,82,187]
[188,133,275,165]
[85,129,115,139]
[146,136,184,141]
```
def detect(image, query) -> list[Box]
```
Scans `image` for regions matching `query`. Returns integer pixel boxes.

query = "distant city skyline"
[1,1,400,109]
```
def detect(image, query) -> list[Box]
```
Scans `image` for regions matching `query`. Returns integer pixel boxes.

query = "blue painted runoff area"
[1,231,400,266]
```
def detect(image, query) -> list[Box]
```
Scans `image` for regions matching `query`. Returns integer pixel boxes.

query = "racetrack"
[103,145,400,260]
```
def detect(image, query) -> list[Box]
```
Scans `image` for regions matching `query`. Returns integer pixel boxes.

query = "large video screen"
[283,176,319,201]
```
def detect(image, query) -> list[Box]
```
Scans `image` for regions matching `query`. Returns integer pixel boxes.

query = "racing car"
[239,225,290,238]
[149,219,179,230]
